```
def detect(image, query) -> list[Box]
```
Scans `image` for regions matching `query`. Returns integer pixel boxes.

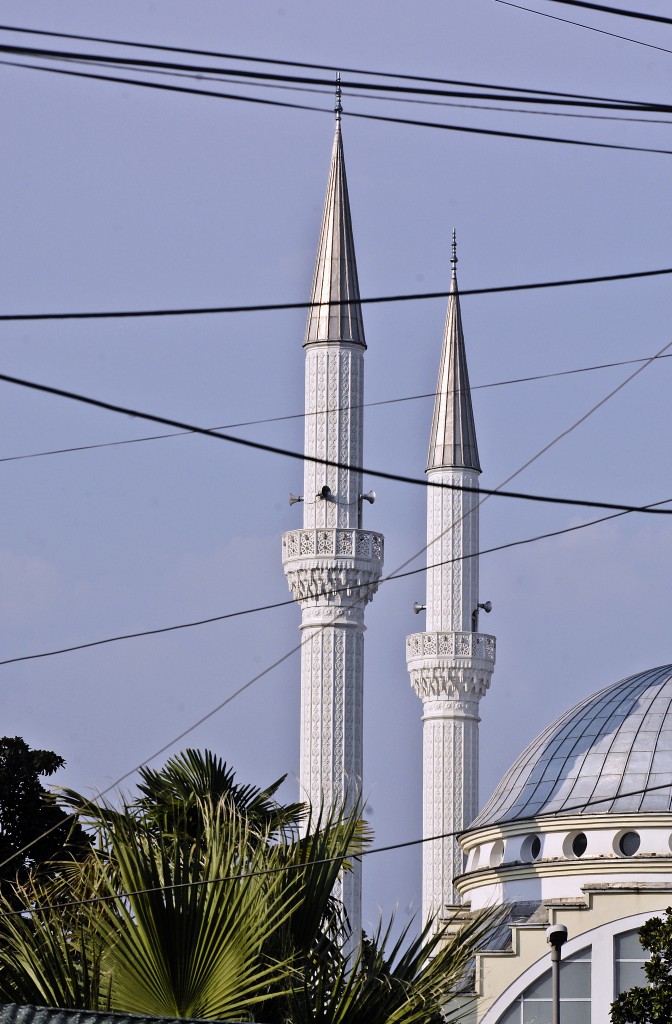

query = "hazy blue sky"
[1,0,671,929]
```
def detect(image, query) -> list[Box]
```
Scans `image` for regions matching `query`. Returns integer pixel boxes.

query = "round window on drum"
[520,834,542,863]
[618,831,641,857]
[489,839,505,868]
[563,830,588,858]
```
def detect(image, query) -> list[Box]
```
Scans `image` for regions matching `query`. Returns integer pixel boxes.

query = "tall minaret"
[406,235,495,927]
[282,98,384,932]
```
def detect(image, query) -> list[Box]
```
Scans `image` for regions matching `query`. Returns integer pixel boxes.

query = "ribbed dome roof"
[472,665,672,828]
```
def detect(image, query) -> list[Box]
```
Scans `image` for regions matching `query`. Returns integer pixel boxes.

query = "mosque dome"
[473,663,672,828]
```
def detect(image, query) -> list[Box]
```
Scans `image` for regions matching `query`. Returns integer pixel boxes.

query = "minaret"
[282,93,384,933]
[406,234,495,927]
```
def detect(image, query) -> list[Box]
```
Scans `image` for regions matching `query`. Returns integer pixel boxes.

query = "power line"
[3,368,672,517]
[44,52,672,127]
[545,0,672,25]
[1,331,662,872]
[0,330,669,675]
[349,103,672,153]
[0,21,654,105]
[3,41,669,113]
[1,773,670,921]
[1,342,669,668]
[0,640,310,882]
[1,265,671,322]
[3,57,672,158]
[3,351,670,467]
[495,0,672,54]
[2,496,668,669]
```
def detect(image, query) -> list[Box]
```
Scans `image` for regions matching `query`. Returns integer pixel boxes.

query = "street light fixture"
[546,924,568,1024]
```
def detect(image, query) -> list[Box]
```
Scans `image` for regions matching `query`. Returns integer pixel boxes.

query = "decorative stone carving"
[406,631,495,700]
[282,529,384,606]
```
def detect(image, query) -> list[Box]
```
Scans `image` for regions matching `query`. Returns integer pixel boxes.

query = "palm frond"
[288,904,505,1024]
[93,800,301,1019]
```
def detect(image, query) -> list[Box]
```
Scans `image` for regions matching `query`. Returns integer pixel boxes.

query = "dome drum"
[465,822,672,869]
[458,816,672,908]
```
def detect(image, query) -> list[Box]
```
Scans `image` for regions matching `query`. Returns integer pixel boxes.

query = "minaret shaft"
[303,343,363,530]
[282,122,383,935]
[421,707,479,915]
[426,467,480,634]
[299,620,364,813]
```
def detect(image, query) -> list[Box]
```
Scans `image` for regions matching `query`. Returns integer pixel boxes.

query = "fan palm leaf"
[288,906,505,1024]
[0,868,109,1009]
[90,800,301,1019]
[133,750,305,841]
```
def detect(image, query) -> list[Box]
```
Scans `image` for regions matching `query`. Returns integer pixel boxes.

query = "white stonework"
[453,665,672,1023]
[407,255,495,926]
[282,122,383,935]
[426,467,480,634]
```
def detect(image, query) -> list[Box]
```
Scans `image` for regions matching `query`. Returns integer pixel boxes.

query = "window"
[490,839,504,867]
[520,833,541,862]
[563,830,588,858]
[617,831,640,856]
[572,832,588,857]
[614,929,649,997]
[495,948,591,1024]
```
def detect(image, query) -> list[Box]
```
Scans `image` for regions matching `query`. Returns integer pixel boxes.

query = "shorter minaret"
[282,95,384,934]
[406,234,495,926]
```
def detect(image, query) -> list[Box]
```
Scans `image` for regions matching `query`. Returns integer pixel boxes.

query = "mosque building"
[283,108,672,1021]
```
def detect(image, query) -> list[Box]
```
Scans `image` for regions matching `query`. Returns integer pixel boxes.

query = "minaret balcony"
[282,527,383,565]
[282,528,384,607]
[406,631,496,702]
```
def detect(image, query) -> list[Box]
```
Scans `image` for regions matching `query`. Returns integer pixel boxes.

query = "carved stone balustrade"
[407,630,496,701]
[282,528,384,607]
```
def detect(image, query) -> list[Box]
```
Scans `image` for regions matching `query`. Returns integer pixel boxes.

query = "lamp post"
[546,924,568,1024]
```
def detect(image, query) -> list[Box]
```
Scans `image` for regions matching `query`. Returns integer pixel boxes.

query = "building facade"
[286,121,671,1023]
[458,664,672,1023]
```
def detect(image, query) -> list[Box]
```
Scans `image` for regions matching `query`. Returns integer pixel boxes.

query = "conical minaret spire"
[427,233,480,473]
[304,93,365,349]
[407,236,495,928]
[282,114,384,936]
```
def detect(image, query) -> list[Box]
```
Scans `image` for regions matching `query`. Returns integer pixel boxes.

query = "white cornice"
[460,811,672,850]
[456,855,672,896]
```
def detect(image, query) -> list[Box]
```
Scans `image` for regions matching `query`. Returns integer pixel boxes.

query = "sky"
[1,0,672,932]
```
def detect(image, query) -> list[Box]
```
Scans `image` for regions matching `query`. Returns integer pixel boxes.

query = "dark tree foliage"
[132,747,305,842]
[611,909,672,1023]
[0,736,90,894]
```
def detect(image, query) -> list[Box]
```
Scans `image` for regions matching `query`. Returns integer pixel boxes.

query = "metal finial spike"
[335,71,342,123]
[451,229,458,267]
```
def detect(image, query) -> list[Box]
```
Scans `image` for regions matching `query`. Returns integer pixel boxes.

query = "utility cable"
[1,265,670,322]
[2,41,669,113]
[1,328,664,873]
[3,363,672,517]
[0,774,670,921]
[383,337,672,583]
[3,58,671,158]
[495,0,672,55]
[0,21,656,105]
[0,14,663,880]
[3,326,669,667]
[545,0,672,26]
[44,53,672,126]
[2,496,669,669]
[2,340,669,683]
[4,351,671,467]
